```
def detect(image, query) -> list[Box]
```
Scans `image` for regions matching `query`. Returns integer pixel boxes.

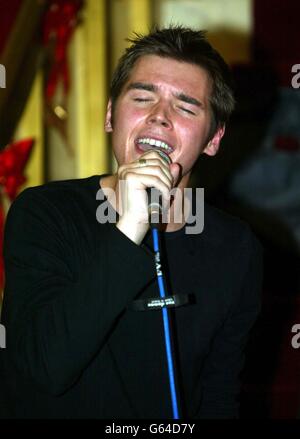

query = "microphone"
[146,150,172,226]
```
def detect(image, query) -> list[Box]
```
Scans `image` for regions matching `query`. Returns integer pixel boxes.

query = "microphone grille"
[156,150,172,165]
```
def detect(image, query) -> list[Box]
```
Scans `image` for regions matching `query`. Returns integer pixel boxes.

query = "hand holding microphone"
[116,149,180,244]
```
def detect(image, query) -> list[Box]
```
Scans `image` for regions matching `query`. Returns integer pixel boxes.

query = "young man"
[0,27,262,419]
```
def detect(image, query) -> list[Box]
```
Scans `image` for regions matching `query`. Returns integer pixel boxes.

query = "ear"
[203,125,225,156]
[105,99,113,132]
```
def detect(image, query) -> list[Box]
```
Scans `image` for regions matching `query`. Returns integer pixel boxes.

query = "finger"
[121,166,173,190]
[136,157,170,175]
[121,171,172,201]
[136,159,173,184]
[139,149,172,167]
[118,156,170,175]
[119,158,173,186]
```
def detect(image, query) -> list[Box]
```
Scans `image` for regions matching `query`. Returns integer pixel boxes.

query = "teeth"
[137,137,172,151]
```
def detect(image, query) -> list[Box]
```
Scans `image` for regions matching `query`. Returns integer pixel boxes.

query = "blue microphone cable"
[150,225,180,419]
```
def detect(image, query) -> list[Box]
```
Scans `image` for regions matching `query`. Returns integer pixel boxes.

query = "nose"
[146,102,173,129]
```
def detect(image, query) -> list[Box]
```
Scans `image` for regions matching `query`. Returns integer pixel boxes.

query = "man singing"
[0,26,262,418]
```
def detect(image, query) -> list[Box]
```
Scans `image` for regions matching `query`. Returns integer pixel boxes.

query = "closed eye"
[179,107,196,115]
[133,98,152,102]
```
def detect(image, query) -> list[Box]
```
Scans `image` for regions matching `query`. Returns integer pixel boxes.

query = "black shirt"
[0,175,262,418]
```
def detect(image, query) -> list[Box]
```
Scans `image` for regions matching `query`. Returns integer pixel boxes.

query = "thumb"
[170,163,181,187]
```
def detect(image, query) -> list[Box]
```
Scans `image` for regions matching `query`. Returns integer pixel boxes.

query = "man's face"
[105,55,224,179]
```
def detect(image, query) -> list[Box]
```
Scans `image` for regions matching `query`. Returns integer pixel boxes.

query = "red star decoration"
[0,138,34,292]
[0,138,34,201]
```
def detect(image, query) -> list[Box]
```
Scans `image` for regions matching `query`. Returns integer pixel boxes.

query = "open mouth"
[135,137,174,155]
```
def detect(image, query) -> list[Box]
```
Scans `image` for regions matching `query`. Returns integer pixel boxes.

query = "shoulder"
[186,202,263,272]
[203,203,261,251]
[15,175,100,203]
[8,175,101,216]
[5,176,103,244]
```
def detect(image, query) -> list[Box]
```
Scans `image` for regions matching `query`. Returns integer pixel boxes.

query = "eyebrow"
[126,82,156,92]
[126,82,203,108]
[175,92,203,108]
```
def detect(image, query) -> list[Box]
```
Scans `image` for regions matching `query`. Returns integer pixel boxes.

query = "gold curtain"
[14,71,44,190]
[128,0,152,35]
[69,0,109,179]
